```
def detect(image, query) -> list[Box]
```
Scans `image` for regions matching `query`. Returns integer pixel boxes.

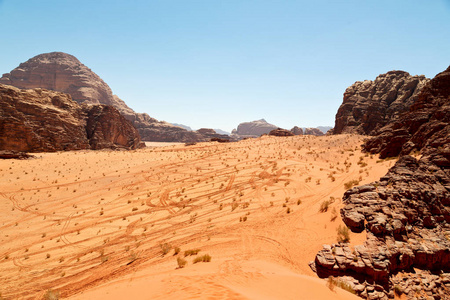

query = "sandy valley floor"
[0,135,395,299]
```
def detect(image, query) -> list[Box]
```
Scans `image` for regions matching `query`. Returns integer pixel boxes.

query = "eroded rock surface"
[364,66,450,159]
[269,128,294,136]
[0,52,208,142]
[232,119,278,139]
[313,66,450,299]
[333,71,429,135]
[0,84,141,152]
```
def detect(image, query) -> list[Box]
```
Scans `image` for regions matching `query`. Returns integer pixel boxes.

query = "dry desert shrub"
[344,179,360,190]
[193,254,211,263]
[177,257,187,268]
[337,225,350,243]
[319,199,332,213]
[160,243,172,256]
[326,276,355,294]
[184,249,201,257]
[43,289,60,300]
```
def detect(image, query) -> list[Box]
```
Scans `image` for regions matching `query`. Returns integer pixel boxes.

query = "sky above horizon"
[1,0,449,132]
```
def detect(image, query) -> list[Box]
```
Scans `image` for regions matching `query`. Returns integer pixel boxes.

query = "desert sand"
[0,135,395,299]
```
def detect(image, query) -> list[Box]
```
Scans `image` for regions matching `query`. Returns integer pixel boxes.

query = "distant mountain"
[213,129,230,135]
[232,119,278,138]
[171,123,193,131]
[317,126,333,134]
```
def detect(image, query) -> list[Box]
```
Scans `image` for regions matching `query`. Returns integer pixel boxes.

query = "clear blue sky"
[1,0,449,132]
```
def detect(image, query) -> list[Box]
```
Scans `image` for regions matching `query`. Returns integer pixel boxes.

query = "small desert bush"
[326,276,355,294]
[177,257,187,268]
[319,200,331,213]
[193,254,211,264]
[43,289,60,300]
[173,247,181,255]
[160,243,172,256]
[184,249,201,257]
[344,179,360,190]
[337,225,350,243]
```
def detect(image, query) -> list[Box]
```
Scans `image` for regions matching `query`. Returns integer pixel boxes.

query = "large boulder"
[0,84,141,152]
[333,71,429,135]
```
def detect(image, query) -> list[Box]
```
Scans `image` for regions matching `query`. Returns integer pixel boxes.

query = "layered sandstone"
[313,66,450,299]
[0,52,205,142]
[333,71,429,135]
[0,84,141,152]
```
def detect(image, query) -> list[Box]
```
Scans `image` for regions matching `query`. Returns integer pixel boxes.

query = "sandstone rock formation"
[231,119,278,139]
[0,150,35,159]
[333,71,429,135]
[304,128,324,136]
[269,128,294,137]
[290,126,303,135]
[312,66,450,299]
[0,52,206,142]
[364,66,450,159]
[0,84,141,152]
[195,128,232,142]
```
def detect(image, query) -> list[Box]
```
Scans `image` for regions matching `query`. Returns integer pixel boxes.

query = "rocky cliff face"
[312,66,450,299]
[364,66,450,158]
[333,71,429,135]
[231,119,278,139]
[0,84,141,152]
[0,52,205,142]
[269,128,294,137]
[290,126,303,135]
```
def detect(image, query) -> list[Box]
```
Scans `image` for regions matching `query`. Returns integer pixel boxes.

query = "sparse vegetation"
[319,199,332,213]
[160,243,172,256]
[193,254,211,263]
[344,179,360,190]
[177,257,187,268]
[326,276,355,294]
[43,289,60,300]
[184,249,201,257]
[337,225,350,243]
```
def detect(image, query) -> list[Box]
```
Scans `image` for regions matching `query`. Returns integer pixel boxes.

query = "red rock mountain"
[333,71,429,135]
[0,52,206,142]
[0,84,141,152]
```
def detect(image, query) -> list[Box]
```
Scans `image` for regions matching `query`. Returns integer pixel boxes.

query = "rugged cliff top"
[333,71,429,135]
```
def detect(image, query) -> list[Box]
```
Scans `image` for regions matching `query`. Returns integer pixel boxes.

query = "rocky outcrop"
[312,66,450,299]
[364,66,450,159]
[313,154,450,299]
[0,84,141,152]
[0,150,35,159]
[304,128,324,136]
[0,52,208,142]
[269,128,294,137]
[290,126,303,135]
[231,119,278,138]
[333,71,429,135]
